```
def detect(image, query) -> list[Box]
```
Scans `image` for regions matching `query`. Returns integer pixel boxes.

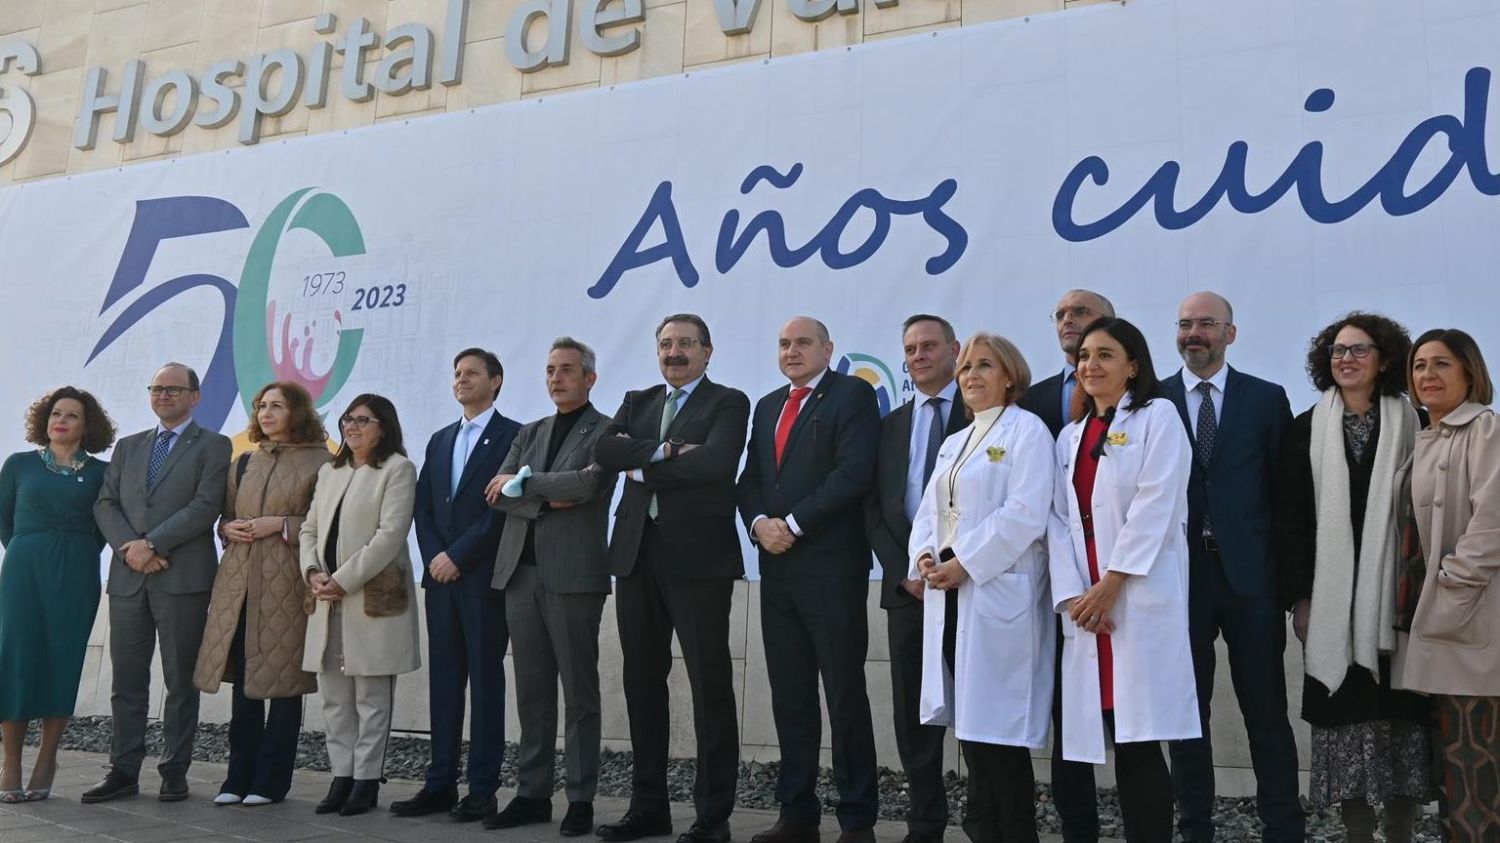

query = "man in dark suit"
[88,362,232,803]
[594,314,749,843]
[737,316,881,843]
[394,348,520,822]
[1163,293,1303,843]
[864,314,967,843]
[1017,289,1113,842]
[484,337,618,836]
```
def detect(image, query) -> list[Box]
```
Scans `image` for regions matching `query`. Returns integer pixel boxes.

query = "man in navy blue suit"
[1162,293,1304,843]
[394,348,521,822]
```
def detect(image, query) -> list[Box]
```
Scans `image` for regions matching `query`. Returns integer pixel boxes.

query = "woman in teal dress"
[0,386,116,803]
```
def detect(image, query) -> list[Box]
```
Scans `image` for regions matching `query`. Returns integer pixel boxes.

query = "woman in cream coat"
[908,332,1055,843]
[300,393,420,818]
[1392,329,1500,842]
[1046,317,1197,843]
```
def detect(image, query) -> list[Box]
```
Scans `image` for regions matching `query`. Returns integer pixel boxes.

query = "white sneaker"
[242,794,274,806]
[213,792,243,806]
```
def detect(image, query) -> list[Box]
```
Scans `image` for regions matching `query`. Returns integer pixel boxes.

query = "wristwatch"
[668,437,685,458]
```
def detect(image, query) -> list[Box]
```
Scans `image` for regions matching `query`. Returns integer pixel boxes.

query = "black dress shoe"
[560,801,594,837]
[898,834,943,843]
[389,784,458,817]
[339,779,380,816]
[451,792,498,822]
[315,777,354,814]
[80,770,139,804]
[596,810,673,841]
[834,829,875,843]
[749,820,819,843]
[484,795,555,829]
[158,771,189,802]
[679,819,731,843]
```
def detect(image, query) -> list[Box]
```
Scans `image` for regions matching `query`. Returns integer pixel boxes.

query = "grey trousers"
[107,586,211,778]
[505,566,606,802]
[318,608,395,781]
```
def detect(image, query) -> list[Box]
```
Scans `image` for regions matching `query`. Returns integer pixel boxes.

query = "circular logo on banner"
[836,352,902,417]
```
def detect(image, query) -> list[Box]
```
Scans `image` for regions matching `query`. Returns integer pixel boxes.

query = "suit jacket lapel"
[533,415,559,470]
[456,414,507,493]
[551,410,598,469]
[1214,368,1243,462]
[892,401,915,467]
[666,380,710,439]
[778,375,830,472]
[945,390,969,437]
[434,421,459,497]
[643,386,669,440]
[147,422,200,495]
[318,467,356,562]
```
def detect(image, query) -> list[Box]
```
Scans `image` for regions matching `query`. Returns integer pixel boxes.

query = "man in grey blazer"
[483,337,618,836]
[87,363,233,803]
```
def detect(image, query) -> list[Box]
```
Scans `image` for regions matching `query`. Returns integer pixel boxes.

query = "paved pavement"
[0,750,1091,843]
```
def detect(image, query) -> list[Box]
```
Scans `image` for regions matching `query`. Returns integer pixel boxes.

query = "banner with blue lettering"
[1,0,1496,577]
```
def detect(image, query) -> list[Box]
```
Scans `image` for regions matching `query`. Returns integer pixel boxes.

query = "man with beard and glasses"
[1162,292,1304,843]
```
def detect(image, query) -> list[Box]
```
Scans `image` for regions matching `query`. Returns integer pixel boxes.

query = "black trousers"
[960,741,1039,843]
[1105,713,1173,843]
[1050,616,1099,842]
[761,574,878,831]
[616,522,739,823]
[886,598,950,837]
[223,609,303,801]
[1169,551,1304,843]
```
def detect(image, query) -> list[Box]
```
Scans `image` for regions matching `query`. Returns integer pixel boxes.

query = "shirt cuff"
[628,468,645,483]
[786,514,803,536]
[649,443,667,463]
[748,514,766,544]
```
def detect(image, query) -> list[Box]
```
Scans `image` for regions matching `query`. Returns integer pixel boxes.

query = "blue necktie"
[451,420,474,496]
[147,430,175,488]
[922,397,945,486]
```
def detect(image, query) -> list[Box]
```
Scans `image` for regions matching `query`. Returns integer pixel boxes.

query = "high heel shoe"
[338,780,379,816]
[315,777,353,815]
[23,788,50,802]
[0,789,24,804]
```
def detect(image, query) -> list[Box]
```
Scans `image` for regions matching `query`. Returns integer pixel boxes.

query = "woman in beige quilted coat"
[193,382,331,807]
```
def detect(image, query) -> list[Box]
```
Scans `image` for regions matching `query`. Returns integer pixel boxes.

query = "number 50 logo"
[0,40,41,167]
[86,189,369,434]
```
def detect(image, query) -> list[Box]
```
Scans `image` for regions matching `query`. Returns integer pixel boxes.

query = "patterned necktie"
[1194,381,1217,468]
[147,429,175,488]
[648,388,684,519]
[774,386,812,467]
[1195,381,1217,537]
[921,397,945,486]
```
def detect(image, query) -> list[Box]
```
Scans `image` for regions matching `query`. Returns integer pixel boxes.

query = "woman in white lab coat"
[1046,317,1198,843]
[909,332,1055,843]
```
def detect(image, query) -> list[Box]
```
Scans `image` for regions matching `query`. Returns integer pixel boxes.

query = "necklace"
[39,447,86,475]
[945,405,1008,512]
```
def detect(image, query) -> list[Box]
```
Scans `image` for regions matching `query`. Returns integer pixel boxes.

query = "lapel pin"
[482,439,489,446]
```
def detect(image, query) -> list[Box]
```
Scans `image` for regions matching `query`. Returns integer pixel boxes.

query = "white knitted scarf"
[1304,389,1415,693]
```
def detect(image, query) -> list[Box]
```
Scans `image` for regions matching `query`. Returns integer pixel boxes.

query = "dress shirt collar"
[1181,364,1229,395]
[155,417,193,438]
[915,378,959,406]
[787,367,828,394]
[460,404,498,429]
[664,373,706,399]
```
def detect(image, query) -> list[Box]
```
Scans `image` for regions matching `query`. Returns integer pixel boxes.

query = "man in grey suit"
[483,337,618,836]
[87,363,233,803]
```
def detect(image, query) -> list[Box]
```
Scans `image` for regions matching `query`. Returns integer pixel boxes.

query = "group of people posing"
[0,290,1495,843]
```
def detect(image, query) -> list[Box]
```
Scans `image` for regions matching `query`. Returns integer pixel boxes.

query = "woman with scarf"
[1277,311,1429,842]
[1391,329,1500,842]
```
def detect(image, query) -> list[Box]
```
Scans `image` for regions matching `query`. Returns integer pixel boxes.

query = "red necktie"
[774,386,812,467]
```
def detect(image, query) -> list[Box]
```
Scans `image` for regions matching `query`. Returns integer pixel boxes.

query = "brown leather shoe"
[749,820,819,843]
[835,829,875,843]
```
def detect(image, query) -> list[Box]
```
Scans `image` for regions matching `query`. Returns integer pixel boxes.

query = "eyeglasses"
[146,386,191,397]
[657,338,701,351]
[341,415,379,429]
[1328,343,1375,360]
[1050,305,1095,324]
[1175,318,1227,332]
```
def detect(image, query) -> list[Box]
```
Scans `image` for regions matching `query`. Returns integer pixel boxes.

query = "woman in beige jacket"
[193,382,330,806]
[1393,329,1500,842]
[300,393,420,817]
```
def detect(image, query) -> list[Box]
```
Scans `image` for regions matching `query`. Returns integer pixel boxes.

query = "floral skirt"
[1309,719,1433,807]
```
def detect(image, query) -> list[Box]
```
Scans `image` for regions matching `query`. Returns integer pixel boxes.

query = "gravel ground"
[4,717,1445,841]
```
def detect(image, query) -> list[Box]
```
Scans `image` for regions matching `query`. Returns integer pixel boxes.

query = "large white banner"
[2,0,1497,576]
